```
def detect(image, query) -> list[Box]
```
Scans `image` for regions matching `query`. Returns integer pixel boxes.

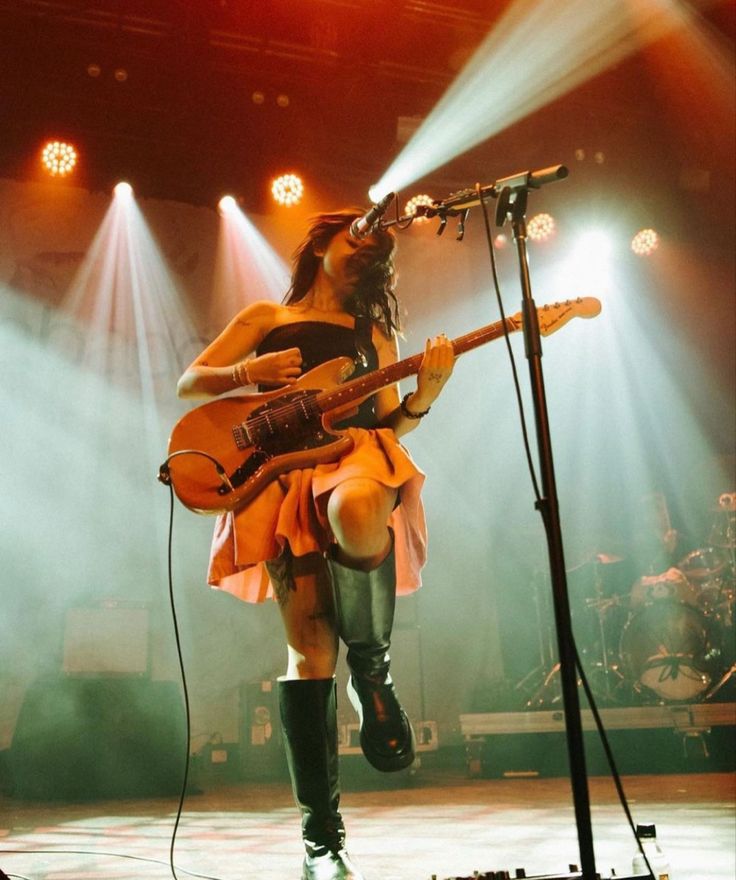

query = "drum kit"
[523,493,736,707]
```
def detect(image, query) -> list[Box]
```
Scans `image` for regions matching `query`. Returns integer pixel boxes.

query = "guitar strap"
[354,315,372,370]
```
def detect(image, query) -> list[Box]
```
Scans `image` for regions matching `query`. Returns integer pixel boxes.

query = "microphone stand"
[388,165,598,878]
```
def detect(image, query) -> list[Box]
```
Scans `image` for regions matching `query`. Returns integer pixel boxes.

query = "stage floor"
[1,769,734,880]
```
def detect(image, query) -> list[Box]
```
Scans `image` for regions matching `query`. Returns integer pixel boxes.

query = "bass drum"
[620,600,713,701]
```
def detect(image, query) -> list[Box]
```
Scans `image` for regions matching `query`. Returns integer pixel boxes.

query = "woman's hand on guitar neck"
[412,333,455,411]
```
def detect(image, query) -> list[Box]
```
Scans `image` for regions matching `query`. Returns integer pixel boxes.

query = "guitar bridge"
[232,422,251,450]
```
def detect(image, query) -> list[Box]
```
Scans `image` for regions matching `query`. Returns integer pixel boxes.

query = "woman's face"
[319,227,383,294]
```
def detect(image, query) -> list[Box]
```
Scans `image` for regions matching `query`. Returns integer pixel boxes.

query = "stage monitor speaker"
[10,676,186,800]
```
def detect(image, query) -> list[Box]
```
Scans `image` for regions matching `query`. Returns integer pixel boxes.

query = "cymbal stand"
[514,568,559,703]
[583,561,625,703]
[704,505,736,700]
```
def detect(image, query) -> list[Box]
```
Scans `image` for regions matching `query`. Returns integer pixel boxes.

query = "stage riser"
[470,726,735,778]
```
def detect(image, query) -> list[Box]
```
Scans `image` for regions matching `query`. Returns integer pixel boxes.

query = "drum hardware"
[522,556,628,708]
[708,492,736,550]
[514,568,560,708]
[629,566,697,609]
[582,594,626,704]
[704,660,736,700]
[694,492,736,701]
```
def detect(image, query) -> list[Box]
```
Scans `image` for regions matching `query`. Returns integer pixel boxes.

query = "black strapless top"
[255,319,379,429]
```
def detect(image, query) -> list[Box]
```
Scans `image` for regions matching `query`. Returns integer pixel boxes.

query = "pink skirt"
[207,427,427,603]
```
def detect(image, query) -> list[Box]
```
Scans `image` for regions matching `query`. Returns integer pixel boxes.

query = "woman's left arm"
[373,329,455,438]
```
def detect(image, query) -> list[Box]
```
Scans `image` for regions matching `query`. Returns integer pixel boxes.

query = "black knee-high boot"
[278,678,365,880]
[327,545,416,773]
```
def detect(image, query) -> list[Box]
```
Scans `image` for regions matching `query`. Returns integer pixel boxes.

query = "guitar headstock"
[539,297,602,335]
[509,297,602,336]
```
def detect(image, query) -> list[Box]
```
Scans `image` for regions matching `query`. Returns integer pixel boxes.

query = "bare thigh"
[266,550,338,680]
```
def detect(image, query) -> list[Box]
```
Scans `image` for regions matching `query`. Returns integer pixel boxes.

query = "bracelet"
[400,392,431,419]
[232,359,252,387]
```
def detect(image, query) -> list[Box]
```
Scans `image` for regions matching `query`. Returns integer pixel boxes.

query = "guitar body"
[167,357,357,514]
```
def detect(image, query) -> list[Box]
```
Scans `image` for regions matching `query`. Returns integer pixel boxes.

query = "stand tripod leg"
[705,662,736,700]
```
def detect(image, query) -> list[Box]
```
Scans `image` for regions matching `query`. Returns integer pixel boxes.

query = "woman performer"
[177,209,454,880]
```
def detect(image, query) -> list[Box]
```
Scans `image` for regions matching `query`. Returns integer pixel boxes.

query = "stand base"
[438,870,645,880]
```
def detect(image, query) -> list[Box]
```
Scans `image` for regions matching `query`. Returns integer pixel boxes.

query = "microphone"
[349,192,395,239]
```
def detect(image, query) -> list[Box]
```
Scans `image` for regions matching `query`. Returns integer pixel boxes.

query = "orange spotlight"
[631,228,659,257]
[527,212,556,242]
[41,140,77,177]
[404,194,434,223]
[271,173,304,206]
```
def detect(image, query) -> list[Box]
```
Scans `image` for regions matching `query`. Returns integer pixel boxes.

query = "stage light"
[404,194,434,223]
[271,174,304,206]
[370,0,701,199]
[41,141,77,177]
[114,181,133,198]
[527,213,556,242]
[218,195,238,214]
[631,228,659,256]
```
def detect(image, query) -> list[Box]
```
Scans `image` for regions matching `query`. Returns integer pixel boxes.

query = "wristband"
[400,392,431,419]
[232,359,252,387]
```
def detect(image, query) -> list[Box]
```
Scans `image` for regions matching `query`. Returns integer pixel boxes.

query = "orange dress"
[206,321,428,603]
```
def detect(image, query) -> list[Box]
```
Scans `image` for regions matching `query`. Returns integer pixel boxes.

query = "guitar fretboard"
[315,315,520,414]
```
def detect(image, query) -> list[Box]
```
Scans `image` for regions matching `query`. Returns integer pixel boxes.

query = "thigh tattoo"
[265,550,295,607]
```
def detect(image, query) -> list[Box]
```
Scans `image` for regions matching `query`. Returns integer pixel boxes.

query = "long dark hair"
[284,210,400,337]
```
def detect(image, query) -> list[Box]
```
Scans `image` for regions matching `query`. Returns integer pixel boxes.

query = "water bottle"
[632,823,671,879]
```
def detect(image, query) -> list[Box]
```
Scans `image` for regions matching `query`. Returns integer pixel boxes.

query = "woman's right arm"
[176,301,303,399]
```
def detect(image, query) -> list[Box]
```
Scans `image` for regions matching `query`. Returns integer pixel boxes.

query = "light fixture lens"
[528,213,556,242]
[631,228,659,256]
[271,174,304,206]
[41,140,78,177]
[218,195,237,214]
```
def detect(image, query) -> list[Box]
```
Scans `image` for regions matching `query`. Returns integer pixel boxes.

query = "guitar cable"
[475,185,656,878]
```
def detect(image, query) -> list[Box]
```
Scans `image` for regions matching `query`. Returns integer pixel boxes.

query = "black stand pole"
[384,165,599,876]
[502,183,597,878]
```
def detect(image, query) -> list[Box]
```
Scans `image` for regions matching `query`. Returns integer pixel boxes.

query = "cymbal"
[566,551,625,575]
[712,492,736,512]
[595,552,625,565]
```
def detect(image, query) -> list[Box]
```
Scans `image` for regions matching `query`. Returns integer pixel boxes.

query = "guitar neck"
[316,314,520,414]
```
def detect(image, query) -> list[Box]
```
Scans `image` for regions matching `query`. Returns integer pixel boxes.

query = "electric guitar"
[162,297,601,514]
